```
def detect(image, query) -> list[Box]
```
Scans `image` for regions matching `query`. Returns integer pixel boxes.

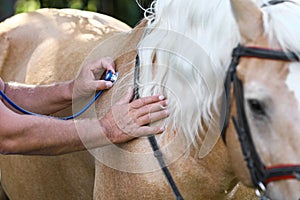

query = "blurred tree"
[39,0,68,8]
[97,0,153,26]
[98,0,143,27]
[15,0,40,14]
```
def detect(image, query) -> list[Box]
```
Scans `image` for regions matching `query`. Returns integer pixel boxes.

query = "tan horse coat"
[0,8,256,200]
[0,8,130,200]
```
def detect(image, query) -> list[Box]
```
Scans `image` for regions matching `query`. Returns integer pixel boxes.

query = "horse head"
[225,0,300,199]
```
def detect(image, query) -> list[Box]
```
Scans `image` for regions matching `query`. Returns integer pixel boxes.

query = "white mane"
[262,0,300,56]
[136,0,300,150]
[262,0,300,123]
[137,0,240,148]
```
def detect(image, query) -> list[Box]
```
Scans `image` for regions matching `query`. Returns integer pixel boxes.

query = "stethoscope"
[0,70,119,120]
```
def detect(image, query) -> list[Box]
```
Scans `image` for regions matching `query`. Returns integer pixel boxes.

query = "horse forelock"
[262,0,300,113]
[136,0,240,149]
[262,0,300,57]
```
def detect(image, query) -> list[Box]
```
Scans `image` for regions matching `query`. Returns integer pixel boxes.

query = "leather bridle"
[221,44,300,198]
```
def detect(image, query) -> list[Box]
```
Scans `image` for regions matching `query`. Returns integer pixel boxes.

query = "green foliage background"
[0,0,153,27]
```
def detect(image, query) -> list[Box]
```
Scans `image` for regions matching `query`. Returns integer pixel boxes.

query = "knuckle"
[129,109,137,118]
[145,114,151,122]
[153,127,160,134]
[131,99,143,108]
[143,105,151,113]
[136,118,144,126]
[142,98,148,104]
[140,115,151,125]
[139,98,147,106]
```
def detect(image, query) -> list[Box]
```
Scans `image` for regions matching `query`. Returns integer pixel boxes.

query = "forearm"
[4,80,74,114]
[0,87,169,155]
[0,114,112,155]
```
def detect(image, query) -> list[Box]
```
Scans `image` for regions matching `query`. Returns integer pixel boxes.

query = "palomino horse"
[1,0,287,200]
[224,0,300,199]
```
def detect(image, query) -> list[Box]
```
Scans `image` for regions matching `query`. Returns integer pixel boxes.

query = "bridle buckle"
[294,172,300,181]
[255,182,270,200]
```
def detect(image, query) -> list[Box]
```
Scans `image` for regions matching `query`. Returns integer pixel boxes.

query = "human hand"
[72,57,115,99]
[100,88,169,144]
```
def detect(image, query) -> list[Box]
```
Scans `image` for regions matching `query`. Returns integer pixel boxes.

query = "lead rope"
[133,55,184,200]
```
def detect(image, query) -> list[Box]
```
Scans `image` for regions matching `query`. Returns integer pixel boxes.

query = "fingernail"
[165,109,170,115]
[165,100,168,106]
[106,81,113,87]
[160,127,165,132]
[158,95,165,100]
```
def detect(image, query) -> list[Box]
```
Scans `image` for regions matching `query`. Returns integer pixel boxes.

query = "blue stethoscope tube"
[0,71,118,120]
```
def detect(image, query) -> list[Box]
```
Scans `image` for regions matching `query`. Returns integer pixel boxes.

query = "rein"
[134,55,184,200]
[221,44,300,199]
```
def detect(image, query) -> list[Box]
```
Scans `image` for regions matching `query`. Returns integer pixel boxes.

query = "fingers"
[117,89,166,110]
[107,90,169,142]
[136,109,169,125]
[74,57,116,99]
[130,95,165,109]
[100,57,115,73]
[93,80,113,91]
[134,100,167,118]
[89,57,115,77]
[89,57,115,91]
[135,126,166,137]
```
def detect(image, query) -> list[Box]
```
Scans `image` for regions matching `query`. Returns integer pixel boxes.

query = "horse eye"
[247,99,266,117]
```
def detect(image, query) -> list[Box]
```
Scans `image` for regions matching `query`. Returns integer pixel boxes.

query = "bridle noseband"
[221,44,300,199]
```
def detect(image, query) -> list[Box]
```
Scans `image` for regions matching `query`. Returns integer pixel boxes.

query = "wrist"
[53,80,75,107]
[99,113,114,143]
[64,80,75,101]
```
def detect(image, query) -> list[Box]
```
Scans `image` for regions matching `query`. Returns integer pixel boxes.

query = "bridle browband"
[221,44,300,198]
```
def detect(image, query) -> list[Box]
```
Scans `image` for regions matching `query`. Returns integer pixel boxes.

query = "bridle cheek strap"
[222,44,300,194]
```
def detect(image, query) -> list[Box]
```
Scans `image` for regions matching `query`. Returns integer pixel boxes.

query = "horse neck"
[137,0,240,151]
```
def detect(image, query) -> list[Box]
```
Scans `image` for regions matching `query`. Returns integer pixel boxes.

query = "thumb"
[94,80,113,91]
[117,87,134,105]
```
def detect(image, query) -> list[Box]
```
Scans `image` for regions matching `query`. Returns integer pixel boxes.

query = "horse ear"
[230,0,264,42]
